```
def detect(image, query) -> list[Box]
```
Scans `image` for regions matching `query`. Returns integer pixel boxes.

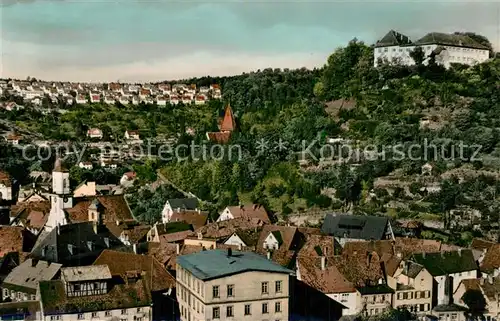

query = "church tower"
[45,158,72,232]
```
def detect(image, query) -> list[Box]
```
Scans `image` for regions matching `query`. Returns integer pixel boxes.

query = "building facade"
[176,249,292,321]
[374,30,490,68]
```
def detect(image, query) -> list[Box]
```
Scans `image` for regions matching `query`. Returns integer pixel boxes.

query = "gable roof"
[10,200,51,231]
[375,30,412,47]
[401,261,424,279]
[471,238,496,252]
[481,244,500,274]
[321,214,389,240]
[167,198,199,211]
[65,195,134,225]
[3,259,62,293]
[411,250,477,276]
[177,249,292,281]
[0,226,36,257]
[195,217,265,240]
[170,210,208,230]
[297,234,338,258]
[31,222,125,266]
[297,256,356,294]
[413,32,490,50]
[225,204,271,223]
[256,225,299,267]
[93,250,176,292]
[342,238,442,259]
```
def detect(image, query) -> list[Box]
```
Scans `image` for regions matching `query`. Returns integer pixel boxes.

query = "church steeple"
[219,103,236,132]
[52,158,70,196]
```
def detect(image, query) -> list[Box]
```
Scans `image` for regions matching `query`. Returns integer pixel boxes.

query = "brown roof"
[170,210,208,230]
[194,217,265,240]
[297,256,356,294]
[471,238,496,252]
[159,230,193,244]
[0,226,36,257]
[481,244,500,273]
[53,158,68,173]
[93,250,175,292]
[256,225,299,267]
[119,225,150,244]
[66,195,134,224]
[297,234,338,258]
[0,171,12,187]
[10,200,51,230]
[225,204,271,223]
[342,238,442,259]
[219,104,236,132]
[150,242,203,271]
[333,252,385,288]
[206,131,231,144]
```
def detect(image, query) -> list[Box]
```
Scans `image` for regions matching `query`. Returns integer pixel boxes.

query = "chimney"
[238,243,242,251]
[267,251,271,260]
[176,243,180,255]
[227,248,232,257]
[133,243,137,254]
[321,256,326,270]
[458,248,462,256]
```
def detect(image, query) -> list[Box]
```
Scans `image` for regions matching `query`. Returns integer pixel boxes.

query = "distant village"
[0,79,222,108]
[1,160,500,321]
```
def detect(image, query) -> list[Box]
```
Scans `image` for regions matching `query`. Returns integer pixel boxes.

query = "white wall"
[217,207,234,222]
[161,203,173,224]
[327,291,358,315]
[52,172,70,195]
[224,234,246,247]
[0,183,12,201]
[43,306,151,321]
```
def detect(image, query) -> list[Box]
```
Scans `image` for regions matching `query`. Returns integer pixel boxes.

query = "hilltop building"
[374,30,490,68]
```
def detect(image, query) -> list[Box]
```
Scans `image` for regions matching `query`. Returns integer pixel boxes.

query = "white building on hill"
[374,30,490,68]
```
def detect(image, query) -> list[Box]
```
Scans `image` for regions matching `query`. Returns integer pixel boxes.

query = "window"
[91,312,98,318]
[105,311,111,316]
[402,292,408,300]
[275,301,282,312]
[451,314,457,320]
[121,309,127,315]
[77,314,84,320]
[384,48,388,52]
[420,304,425,312]
[227,284,234,297]
[341,293,349,302]
[137,308,141,312]
[226,305,234,317]
[262,282,269,294]
[262,303,269,314]
[50,317,60,321]
[212,307,220,319]
[244,304,251,315]
[275,280,282,293]
[212,285,220,298]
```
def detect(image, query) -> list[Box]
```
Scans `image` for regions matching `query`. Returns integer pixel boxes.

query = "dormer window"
[87,241,94,251]
[104,237,110,248]
[67,244,74,255]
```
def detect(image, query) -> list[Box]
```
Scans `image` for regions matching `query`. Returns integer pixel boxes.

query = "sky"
[1,0,499,82]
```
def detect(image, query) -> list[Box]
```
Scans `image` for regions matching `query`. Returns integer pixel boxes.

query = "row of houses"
[0,79,222,106]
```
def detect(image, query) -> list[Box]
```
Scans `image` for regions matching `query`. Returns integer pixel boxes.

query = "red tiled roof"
[256,225,299,267]
[481,244,500,273]
[94,250,175,292]
[297,234,338,258]
[225,204,271,223]
[471,238,496,252]
[0,226,36,257]
[342,238,442,259]
[195,218,265,240]
[66,195,133,224]
[10,200,51,230]
[297,257,356,294]
[170,210,208,230]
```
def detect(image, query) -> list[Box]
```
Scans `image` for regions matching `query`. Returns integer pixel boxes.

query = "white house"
[156,96,167,106]
[374,30,490,68]
[75,95,87,104]
[217,204,271,223]
[161,198,199,223]
[170,95,179,105]
[410,250,478,306]
[195,95,206,105]
[0,171,13,202]
[124,130,140,141]
[87,128,103,139]
[78,161,93,170]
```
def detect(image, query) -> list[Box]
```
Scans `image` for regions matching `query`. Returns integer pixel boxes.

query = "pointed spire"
[53,158,68,173]
[220,103,236,132]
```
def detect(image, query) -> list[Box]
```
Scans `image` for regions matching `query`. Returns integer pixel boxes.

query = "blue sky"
[1,0,499,82]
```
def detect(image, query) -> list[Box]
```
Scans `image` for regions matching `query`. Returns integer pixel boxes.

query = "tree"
[410,46,425,66]
[462,289,487,320]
